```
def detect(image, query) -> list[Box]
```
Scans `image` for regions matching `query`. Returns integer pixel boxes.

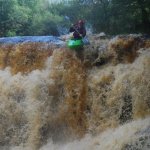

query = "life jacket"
[69,24,86,39]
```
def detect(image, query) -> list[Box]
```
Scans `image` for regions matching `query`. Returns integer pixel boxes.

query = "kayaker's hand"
[79,34,83,37]
[69,33,74,39]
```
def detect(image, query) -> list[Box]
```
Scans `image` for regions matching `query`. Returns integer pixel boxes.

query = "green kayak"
[67,39,83,49]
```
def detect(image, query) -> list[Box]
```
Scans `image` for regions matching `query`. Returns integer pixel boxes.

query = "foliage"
[0,0,150,37]
[0,0,63,36]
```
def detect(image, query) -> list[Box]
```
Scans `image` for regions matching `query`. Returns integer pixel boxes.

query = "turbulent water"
[0,35,150,150]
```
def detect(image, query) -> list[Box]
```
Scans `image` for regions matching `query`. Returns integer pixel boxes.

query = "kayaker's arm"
[69,23,77,32]
[82,27,86,38]
[69,26,75,32]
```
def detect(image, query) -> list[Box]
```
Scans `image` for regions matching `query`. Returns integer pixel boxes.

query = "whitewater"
[0,35,149,150]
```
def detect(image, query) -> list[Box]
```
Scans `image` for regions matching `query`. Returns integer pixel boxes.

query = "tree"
[0,0,18,36]
[110,0,150,34]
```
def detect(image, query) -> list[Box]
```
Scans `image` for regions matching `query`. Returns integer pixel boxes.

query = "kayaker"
[69,20,86,40]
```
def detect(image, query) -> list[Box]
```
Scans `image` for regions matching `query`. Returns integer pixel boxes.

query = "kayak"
[67,39,83,49]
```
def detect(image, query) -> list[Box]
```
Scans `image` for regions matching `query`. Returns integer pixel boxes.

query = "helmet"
[78,20,85,25]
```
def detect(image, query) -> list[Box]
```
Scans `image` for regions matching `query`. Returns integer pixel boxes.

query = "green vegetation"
[0,0,150,37]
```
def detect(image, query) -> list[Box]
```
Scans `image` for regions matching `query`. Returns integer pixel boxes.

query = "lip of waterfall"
[0,36,65,46]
